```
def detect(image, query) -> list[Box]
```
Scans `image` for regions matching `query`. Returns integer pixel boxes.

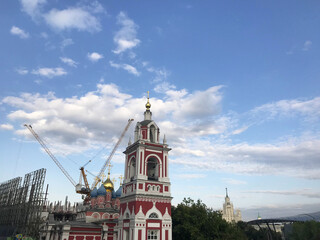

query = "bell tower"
[118,93,172,240]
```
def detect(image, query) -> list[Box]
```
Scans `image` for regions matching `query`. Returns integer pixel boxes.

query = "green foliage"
[288,221,320,240]
[236,221,281,240]
[172,198,246,240]
[172,197,282,240]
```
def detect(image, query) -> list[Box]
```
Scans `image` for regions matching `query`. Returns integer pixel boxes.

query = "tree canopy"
[172,197,281,240]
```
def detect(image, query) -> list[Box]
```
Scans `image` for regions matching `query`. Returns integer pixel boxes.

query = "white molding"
[146,149,162,153]
[145,202,163,220]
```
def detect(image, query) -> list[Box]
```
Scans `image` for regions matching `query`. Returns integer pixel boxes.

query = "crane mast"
[24,124,77,187]
[92,119,134,189]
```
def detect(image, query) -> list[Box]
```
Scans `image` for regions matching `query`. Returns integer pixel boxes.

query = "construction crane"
[78,160,91,195]
[24,124,90,196]
[25,124,77,187]
[91,119,134,189]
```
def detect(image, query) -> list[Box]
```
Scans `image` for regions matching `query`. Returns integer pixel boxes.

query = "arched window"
[130,158,136,181]
[134,126,140,141]
[125,213,130,219]
[149,125,156,142]
[149,212,158,219]
[147,158,158,181]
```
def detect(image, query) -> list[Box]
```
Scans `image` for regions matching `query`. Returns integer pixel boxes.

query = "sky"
[0,0,320,221]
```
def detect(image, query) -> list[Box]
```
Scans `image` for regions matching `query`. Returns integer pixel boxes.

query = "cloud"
[2,84,320,180]
[60,57,78,67]
[147,67,170,83]
[154,82,176,93]
[232,126,249,135]
[302,40,312,51]
[31,67,67,78]
[113,12,140,54]
[244,189,320,199]
[171,138,320,179]
[242,203,320,221]
[174,174,207,179]
[0,124,14,130]
[251,97,320,122]
[222,178,247,185]
[61,38,74,49]
[10,26,30,39]
[44,7,101,32]
[20,0,46,19]
[88,52,103,62]
[1,84,222,153]
[16,68,29,75]
[109,61,140,76]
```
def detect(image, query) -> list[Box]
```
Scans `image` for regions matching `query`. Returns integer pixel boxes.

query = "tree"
[288,221,320,240]
[172,198,284,240]
[172,198,246,240]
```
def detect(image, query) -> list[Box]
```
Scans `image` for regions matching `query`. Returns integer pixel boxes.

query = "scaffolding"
[0,168,46,238]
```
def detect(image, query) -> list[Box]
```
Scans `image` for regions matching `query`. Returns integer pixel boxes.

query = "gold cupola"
[103,165,114,192]
[145,91,151,110]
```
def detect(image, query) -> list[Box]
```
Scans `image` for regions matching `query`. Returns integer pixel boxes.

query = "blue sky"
[1,0,320,221]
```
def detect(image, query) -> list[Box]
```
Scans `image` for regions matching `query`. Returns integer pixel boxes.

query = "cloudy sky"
[1,0,320,220]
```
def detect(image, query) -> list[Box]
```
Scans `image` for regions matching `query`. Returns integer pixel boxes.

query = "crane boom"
[92,119,134,189]
[24,124,77,187]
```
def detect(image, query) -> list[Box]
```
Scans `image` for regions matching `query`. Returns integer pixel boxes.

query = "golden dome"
[103,177,114,192]
[103,164,114,192]
[145,91,151,110]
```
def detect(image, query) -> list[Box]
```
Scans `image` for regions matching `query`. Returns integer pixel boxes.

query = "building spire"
[144,91,152,120]
[145,91,151,110]
[107,164,113,178]
[119,175,123,186]
[226,187,228,197]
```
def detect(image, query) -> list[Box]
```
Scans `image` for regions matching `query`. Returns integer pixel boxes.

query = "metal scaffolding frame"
[0,168,46,237]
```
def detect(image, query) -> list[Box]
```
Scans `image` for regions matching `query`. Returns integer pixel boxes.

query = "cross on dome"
[145,91,151,110]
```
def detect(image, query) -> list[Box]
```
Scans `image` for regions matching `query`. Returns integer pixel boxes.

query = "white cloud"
[44,7,101,32]
[154,82,176,93]
[147,67,170,83]
[20,0,46,19]
[109,61,140,76]
[222,178,247,185]
[16,68,29,75]
[40,32,48,39]
[10,26,30,39]
[232,126,249,135]
[251,97,320,122]
[175,174,206,179]
[1,84,222,152]
[31,67,67,78]
[60,57,78,67]
[2,84,320,180]
[0,124,14,130]
[88,52,103,62]
[113,12,140,54]
[171,138,320,179]
[302,40,312,51]
[244,189,320,199]
[61,38,74,49]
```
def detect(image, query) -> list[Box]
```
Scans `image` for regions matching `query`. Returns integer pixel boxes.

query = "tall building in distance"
[118,93,172,240]
[222,188,242,223]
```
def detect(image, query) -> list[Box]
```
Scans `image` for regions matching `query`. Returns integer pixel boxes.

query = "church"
[41,95,172,240]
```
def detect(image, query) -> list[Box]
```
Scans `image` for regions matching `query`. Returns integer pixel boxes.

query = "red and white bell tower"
[118,93,172,240]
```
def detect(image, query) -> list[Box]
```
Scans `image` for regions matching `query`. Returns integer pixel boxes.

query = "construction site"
[0,168,47,238]
[0,98,174,240]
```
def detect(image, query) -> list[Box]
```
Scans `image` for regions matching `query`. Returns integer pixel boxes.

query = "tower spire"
[145,91,151,110]
[226,188,228,197]
[144,91,152,120]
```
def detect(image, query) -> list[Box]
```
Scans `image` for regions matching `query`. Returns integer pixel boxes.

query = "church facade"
[118,96,172,240]
[40,95,172,240]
